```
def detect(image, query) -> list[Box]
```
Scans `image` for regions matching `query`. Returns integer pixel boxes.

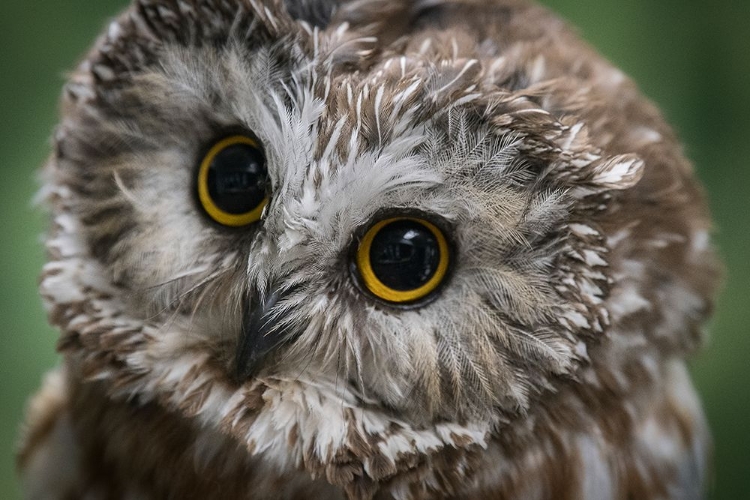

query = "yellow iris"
[356,217,450,304]
[197,135,268,227]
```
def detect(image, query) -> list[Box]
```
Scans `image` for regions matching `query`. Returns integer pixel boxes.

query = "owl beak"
[235,289,292,381]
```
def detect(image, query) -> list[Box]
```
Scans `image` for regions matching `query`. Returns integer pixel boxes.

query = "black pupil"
[369,220,442,291]
[207,143,267,214]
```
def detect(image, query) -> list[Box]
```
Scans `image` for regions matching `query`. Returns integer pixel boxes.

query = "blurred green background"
[0,0,747,498]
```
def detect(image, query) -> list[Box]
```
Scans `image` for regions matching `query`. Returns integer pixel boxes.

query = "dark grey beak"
[235,289,294,381]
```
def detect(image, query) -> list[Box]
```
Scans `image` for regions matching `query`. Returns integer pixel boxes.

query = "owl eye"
[197,135,269,227]
[354,217,451,305]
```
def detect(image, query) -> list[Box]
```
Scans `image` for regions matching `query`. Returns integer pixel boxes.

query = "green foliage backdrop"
[1,1,747,498]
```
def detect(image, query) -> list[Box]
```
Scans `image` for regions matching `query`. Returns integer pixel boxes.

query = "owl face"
[42,0,714,489]
[60,36,620,417]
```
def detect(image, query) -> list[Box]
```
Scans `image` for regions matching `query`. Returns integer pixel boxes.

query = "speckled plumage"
[19,0,719,498]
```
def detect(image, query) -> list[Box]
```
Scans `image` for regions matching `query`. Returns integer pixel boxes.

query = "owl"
[17,0,719,498]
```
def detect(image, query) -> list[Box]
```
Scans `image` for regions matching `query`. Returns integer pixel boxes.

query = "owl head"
[41,0,717,495]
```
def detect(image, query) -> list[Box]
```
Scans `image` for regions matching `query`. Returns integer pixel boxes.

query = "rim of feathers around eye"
[349,210,455,309]
[195,133,269,227]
